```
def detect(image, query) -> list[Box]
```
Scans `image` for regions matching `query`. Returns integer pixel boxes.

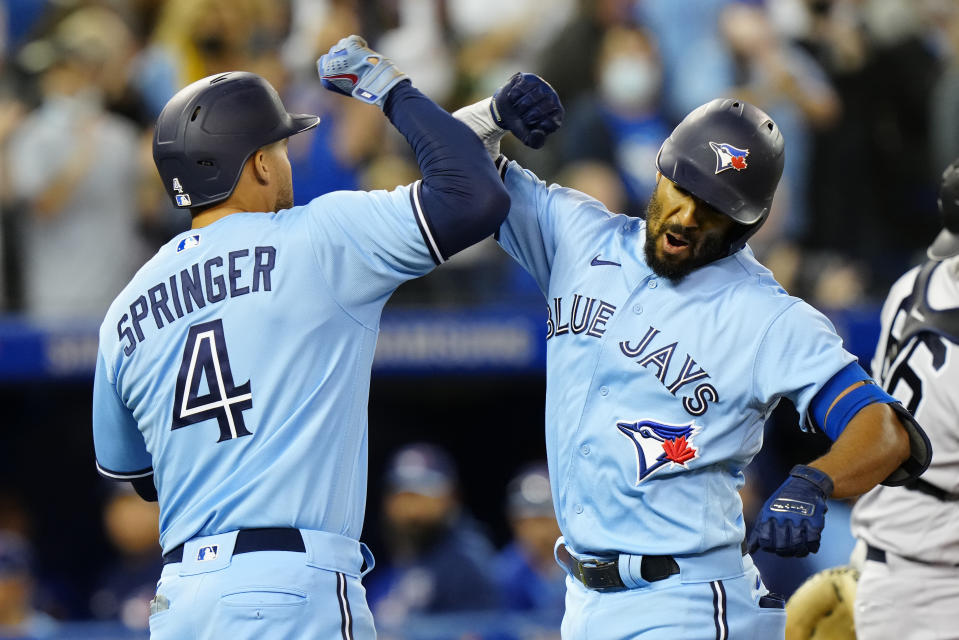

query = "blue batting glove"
[317,35,408,108]
[747,465,833,557]
[491,72,564,149]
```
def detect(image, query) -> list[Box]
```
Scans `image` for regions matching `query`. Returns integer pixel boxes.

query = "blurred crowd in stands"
[1,0,957,316]
[1,0,957,636]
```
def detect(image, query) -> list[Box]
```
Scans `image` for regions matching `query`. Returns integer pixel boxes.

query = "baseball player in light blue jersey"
[91,36,521,640]
[453,74,932,639]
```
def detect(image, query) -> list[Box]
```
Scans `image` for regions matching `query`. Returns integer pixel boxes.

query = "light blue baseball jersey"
[496,161,855,557]
[93,183,438,553]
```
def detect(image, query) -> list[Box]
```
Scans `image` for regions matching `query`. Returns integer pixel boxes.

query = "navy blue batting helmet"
[656,98,784,252]
[153,71,320,210]
[928,159,959,260]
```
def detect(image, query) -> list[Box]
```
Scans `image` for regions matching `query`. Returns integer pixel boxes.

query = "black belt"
[556,543,679,592]
[866,544,886,564]
[163,528,305,565]
[904,478,959,502]
[864,543,959,568]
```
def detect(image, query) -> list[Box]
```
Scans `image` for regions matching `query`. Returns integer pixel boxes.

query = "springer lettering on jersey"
[117,246,276,356]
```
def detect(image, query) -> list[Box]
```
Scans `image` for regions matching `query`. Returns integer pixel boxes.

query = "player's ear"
[251,148,271,185]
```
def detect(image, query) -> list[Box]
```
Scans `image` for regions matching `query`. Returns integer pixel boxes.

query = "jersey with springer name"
[496,161,854,557]
[93,183,437,553]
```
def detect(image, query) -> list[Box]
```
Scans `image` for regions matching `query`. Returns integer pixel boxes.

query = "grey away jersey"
[852,257,959,565]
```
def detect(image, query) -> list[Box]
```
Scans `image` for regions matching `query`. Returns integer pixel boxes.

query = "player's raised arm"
[452,72,565,162]
[318,35,509,260]
[452,73,584,293]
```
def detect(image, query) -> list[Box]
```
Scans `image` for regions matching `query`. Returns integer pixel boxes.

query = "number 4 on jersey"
[172,319,253,442]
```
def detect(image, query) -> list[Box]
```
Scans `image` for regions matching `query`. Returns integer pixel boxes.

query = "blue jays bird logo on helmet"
[709,141,749,174]
[617,419,700,484]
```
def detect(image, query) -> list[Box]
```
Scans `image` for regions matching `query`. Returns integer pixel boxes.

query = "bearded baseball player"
[453,74,932,639]
[90,35,520,639]
[850,160,959,640]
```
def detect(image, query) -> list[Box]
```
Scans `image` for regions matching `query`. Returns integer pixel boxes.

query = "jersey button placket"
[599,386,609,396]
[648,279,658,289]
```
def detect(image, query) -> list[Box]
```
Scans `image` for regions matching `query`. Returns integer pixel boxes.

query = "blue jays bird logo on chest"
[617,419,701,484]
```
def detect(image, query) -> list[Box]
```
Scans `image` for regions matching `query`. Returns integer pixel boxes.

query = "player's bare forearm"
[808,403,910,498]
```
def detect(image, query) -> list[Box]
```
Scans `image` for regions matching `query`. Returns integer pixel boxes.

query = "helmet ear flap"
[725,219,762,256]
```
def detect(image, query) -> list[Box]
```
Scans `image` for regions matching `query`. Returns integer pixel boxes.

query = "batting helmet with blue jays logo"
[656,98,785,253]
[153,71,320,210]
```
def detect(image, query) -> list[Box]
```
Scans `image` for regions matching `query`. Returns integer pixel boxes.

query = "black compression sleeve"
[383,81,510,261]
[130,476,158,502]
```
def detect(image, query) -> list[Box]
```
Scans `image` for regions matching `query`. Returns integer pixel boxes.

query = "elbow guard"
[881,402,932,487]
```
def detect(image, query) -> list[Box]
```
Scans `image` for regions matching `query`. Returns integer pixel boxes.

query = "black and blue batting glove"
[491,72,564,149]
[317,35,408,108]
[747,465,833,557]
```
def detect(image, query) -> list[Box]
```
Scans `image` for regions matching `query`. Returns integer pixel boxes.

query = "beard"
[643,196,733,283]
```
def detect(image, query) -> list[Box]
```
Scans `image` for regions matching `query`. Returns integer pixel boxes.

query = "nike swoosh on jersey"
[590,255,621,267]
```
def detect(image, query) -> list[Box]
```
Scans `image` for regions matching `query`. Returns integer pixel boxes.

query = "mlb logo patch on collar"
[177,234,201,253]
[709,141,749,173]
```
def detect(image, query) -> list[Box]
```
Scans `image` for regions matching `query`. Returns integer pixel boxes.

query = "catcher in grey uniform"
[851,160,959,640]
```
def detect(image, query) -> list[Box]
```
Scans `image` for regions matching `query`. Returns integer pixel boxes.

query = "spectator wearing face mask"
[558,24,671,216]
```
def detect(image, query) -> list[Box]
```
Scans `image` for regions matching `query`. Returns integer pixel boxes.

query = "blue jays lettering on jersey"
[93,184,436,553]
[496,162,854,557]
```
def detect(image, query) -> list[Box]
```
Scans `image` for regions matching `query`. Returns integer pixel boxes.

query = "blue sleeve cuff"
[809,362,896,440]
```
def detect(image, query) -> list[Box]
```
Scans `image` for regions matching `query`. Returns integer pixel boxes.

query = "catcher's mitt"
[785,566,860,640]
